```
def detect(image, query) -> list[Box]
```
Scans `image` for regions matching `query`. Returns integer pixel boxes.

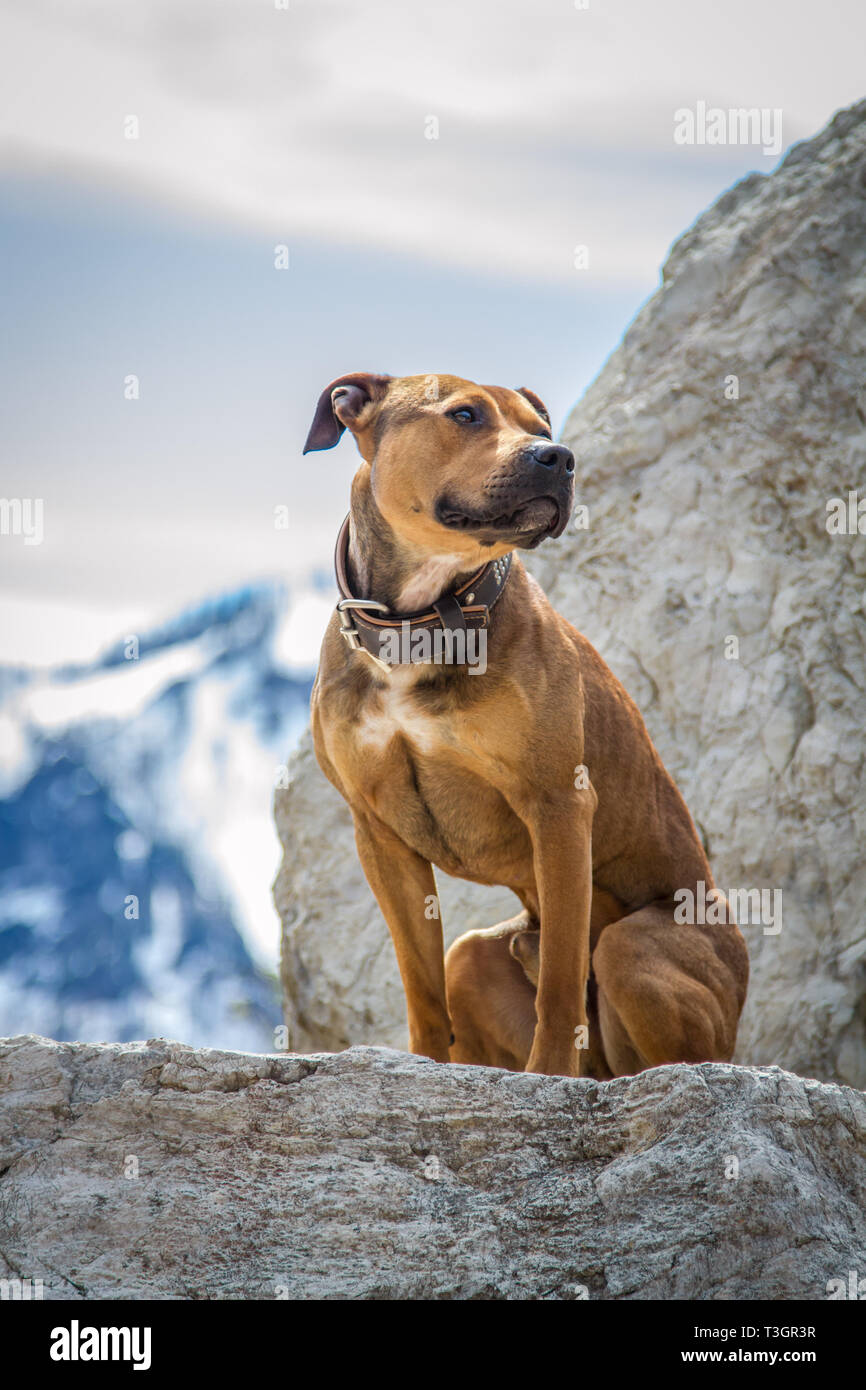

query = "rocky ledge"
[0,1035,863,1300]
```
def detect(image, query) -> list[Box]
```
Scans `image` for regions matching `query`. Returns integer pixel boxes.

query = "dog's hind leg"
[591,899,749,1075]
[446,912,616,1077]
[508,926,613,1079]
[445,913,537,1070]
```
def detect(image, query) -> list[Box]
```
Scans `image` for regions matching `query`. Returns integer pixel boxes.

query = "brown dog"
[303,372,748,1078]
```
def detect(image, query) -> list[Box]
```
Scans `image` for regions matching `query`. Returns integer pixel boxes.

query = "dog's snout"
[525,442,574,474]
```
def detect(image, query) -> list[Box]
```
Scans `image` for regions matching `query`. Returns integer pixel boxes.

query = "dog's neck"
[348,474,482,614]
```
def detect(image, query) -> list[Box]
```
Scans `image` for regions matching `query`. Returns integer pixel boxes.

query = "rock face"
[1,1036,863,1300]
[274,100,866,1088]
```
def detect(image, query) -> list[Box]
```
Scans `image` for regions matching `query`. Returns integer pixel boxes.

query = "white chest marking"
[355,668,443,755]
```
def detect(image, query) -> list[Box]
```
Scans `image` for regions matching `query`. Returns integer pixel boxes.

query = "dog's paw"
[509,928,540,987]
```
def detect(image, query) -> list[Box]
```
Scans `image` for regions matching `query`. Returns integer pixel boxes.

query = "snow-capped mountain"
[0,581,329,1050]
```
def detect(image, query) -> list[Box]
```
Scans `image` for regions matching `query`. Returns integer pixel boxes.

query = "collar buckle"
[333,515,511,670]
[337,597,392,670]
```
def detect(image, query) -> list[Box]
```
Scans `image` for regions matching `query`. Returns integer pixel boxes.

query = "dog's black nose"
[525,442,574,474]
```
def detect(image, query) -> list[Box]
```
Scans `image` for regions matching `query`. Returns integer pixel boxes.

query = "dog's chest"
[346,670,528,882]
[353,670,451,757]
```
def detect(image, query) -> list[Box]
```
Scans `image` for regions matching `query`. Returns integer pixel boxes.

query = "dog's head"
[303,372,574,558]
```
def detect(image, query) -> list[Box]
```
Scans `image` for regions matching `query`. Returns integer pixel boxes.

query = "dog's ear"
[302,373,393,453]
[516,387,551,428]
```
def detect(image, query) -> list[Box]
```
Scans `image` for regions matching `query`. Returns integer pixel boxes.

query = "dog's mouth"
[436,495,563,546]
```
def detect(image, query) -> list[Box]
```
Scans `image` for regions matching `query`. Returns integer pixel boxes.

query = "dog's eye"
[449,407,479,424]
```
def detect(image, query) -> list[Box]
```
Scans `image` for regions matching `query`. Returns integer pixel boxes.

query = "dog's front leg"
[524,788,595,1078]
[353,811,451,1062]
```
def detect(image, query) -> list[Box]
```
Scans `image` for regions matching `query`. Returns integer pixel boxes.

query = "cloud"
[2,0,863,286]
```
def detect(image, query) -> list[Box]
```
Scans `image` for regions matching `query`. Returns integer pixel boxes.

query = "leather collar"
[333,514,512,670]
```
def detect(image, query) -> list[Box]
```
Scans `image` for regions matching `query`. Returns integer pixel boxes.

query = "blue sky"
[1,0,865,664]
